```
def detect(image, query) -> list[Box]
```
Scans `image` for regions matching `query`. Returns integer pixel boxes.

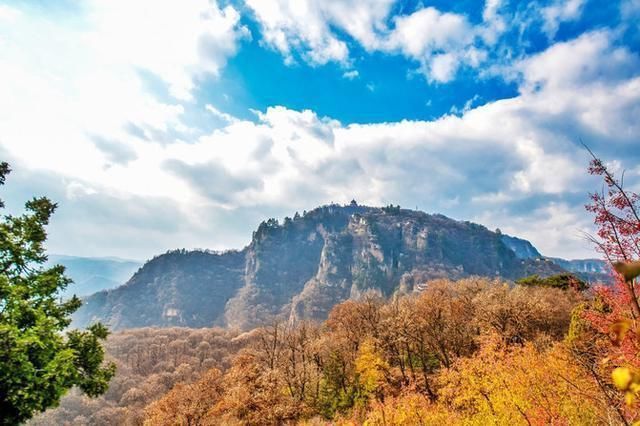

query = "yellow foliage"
[436,336,605,426]
[354,339,389,398]
[363,393,458,425]
[613,367,634,390]
[612,366,640,406]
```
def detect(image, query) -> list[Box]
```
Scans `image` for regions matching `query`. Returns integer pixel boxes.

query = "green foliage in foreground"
[516,272,588,291]
[0,162,115,425]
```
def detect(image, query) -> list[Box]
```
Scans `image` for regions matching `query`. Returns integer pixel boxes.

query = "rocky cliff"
[73,204,568,330]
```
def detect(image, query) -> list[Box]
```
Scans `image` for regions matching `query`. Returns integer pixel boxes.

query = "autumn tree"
[516,273,588,291]
[584,148,640,319]
[354,338,389,405]
[30,327,247,426]
[213,350,299,425]
[387,279,479,400]
[0,162,115,424]
[575,150,640,421]
[280,321,323,407]
[438,336,607,425]
[363,393,458,426]
[144,368,224,426]
[474,280,580,344]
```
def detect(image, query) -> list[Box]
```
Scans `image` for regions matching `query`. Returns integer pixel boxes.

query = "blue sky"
[0,0,639,260]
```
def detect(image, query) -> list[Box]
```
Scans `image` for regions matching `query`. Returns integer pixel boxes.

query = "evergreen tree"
[0,162,115,424]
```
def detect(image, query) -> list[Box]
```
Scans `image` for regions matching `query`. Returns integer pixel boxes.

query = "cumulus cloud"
[382,7,488,82]
[67,29,630,259]
[206,104,239,124]
[515,31,640,91]
[245,0,511,83]
[90,135,138,165]
[386,7,472,58]
[245,0,399,65]
[86,0,249,100]
[0,0,247,200]
[245,0,350,65]
[541,0,586,39]
[147,29,635,258]
[165,159,264,205]
[2,0,639,261]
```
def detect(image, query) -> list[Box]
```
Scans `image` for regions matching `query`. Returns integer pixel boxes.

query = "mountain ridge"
[73,203,586,331]
[499,235,609,283]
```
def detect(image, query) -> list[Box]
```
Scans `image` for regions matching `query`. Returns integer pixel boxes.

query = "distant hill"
[499,235,610,283]
[73,250,245,330]
[73,204,573,331]
[545,257,610,283]
[48,255,142,298]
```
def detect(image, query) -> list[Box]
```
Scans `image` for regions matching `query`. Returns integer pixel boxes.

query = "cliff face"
[230,206,565,329]
[500,235,542,259]
[74,204,567,331]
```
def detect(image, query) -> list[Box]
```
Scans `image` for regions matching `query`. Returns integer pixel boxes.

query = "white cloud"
[245,0,401,60]
[342,70,359,80]
[245,1,504,83]
[86,0,249,101]
[483,0,503,22]
[514,31,640,91]
[383,7,481,83]
[1,0,638,262]
[111,32,637,259]
[541,0,586,39]
[473,202,593,259]
[386,7,472,58]
[428,53,459,83]
[206,104,239,124]
[0,0,247,201]
[0,4,20,22]
[244,0,367,65]
[66,181,98,200]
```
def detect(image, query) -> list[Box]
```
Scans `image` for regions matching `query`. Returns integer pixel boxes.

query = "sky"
[0,0,639,261]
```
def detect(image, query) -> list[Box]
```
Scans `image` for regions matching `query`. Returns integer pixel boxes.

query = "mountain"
[48,255,142,297]
[499,235,610,283]
[546,257,610,283]
[499,234,542,259]
[73,204,568,331]
[72,250,245,329]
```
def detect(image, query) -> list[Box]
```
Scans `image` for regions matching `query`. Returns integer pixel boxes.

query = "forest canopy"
[33,276,597,425]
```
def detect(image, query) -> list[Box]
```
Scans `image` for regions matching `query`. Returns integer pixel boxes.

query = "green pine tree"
[0,162,115,424]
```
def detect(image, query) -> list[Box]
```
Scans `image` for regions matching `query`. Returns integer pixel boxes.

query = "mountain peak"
[74,203,572,331]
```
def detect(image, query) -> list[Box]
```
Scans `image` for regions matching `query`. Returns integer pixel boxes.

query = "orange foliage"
[438,336,609,425]
[144,368,223,426]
